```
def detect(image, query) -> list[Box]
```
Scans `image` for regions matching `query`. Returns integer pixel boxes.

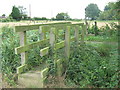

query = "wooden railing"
[15,22,85,75]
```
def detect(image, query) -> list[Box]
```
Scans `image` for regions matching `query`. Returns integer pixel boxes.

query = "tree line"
[0,1,120,22]
[85,2,120,20]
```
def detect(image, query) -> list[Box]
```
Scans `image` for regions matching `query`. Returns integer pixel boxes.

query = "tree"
[85,3,100,20]
[114,1,120,20]
[2,14,5,17]
[56,12,70,20]
[18,6,27,20]
[10,6,22,21]
[98,2,116,20]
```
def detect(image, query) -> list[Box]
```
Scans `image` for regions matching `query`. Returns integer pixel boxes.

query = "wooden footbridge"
[15,22,86,87]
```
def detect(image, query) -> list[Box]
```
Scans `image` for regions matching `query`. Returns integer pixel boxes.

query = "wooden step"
[18,63,48,88]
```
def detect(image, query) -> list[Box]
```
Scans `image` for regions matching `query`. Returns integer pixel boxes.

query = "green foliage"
[10,6,28,21]
[65,43,118,88]
[85,3,100,20]
[56,12,71,20]
[98,2,117,20]
[1,26,20,85]
[87,22,118,42]
[1,27,48,85]
[33,17,48,20]
[18,6,27,20]
[0,17,15,22]
[10,6,22,21]
[2,14,5,17]
[114,1,120,20]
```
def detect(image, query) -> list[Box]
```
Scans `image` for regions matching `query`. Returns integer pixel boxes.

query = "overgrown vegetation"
[1,20,119,88]
[64,22,119,88]
[1,26,48,86]
[65,42,118,88]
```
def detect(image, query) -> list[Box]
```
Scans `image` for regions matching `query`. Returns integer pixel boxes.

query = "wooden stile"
[15,22,86,75]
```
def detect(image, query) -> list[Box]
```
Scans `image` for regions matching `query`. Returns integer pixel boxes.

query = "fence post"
[75,25,79,46]
[94,21,98,36]
[65,26,70,64]
[17,31,28,74]
[39,26,46,40]
[81,25,85,45]
[49,27,56,68]
[19,31,27,65]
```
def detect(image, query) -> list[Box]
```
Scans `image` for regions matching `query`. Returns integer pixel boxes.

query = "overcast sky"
[0,0,117,19]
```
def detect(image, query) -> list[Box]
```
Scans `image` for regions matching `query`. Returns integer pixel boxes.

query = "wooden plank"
[17,64,26,74]
[41,68,49,78]
[54,41,65,50]
[40,47,49,57]
[40,40,66,57]
[70,37,75,42]
[56,59,63,76]
[15,39,49,54]
[19,31,27,65]
[15,22,71,32]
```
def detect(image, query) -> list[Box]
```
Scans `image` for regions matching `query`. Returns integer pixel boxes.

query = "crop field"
[1,20,119,88]
[0,20,118,28]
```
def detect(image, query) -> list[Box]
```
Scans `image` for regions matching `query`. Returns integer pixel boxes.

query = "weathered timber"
[40,37,75,57]
[81,25,85,44]
[41,68,49,79]
[15,22,71,32]
[75,25,79,45]
[49,28,55,48]
[70,37,75,42]
[15,39,49,54]
[39,26,47,40]
[56,59,63,76]
[19,31,27,65]
[65,26,70,60]
[54,40,65,50]
[40,47,49,57]
[17,64,26,74]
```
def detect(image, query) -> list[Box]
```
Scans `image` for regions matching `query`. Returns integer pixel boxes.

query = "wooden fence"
[15,22,86,77]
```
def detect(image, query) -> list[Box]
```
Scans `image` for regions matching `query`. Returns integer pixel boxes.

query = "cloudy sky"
[0,0,117,19]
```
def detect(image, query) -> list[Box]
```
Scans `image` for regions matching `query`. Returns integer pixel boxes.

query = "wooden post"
[81,25,85,45]
[85,21,88,36]
[50,27,55,48]
[39,26,46,40]
[19,31,27,65]
[94,21,98,36]
[49,27,56,68]
[65,26,70,63]
[75,25,79,45]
